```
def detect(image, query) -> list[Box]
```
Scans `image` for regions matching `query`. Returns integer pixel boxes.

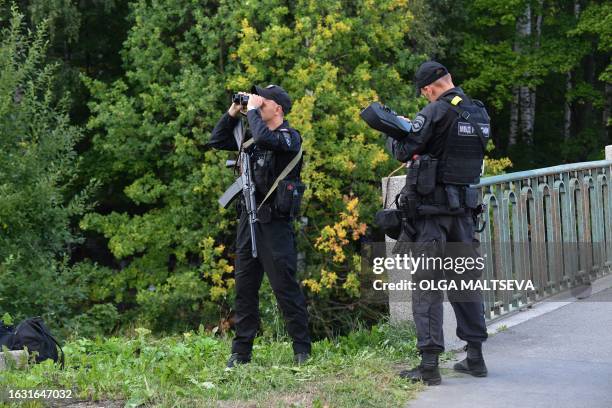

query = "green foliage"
[2,312,13,325]
[0,0,131,125]
[570,2,612,84]
[0,4,95,332]
[432,0,610,166]
[484,140,513,177]
[77,0,243,334]
[0,321,419,407]
[457,1,587,108]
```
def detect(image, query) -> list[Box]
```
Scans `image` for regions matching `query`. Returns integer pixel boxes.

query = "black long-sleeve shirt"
[206,111,240,151]
[207,109,303,202]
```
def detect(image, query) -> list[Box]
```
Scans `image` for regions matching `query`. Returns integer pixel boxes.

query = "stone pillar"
[606,145,612,160]
[382,176,412,324]
[0,350,28,370]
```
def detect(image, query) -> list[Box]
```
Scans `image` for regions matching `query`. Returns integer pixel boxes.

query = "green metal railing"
[476,160,612,319]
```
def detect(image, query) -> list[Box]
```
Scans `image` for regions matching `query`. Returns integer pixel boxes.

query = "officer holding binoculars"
[206,85,311,368]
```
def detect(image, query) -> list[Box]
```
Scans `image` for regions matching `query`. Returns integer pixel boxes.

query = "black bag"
[0,321,14,348]
[274,179,306,218]
[375,164,406,240]
[3,317,64,368]
[360,102,412,140]
[375,208,402,240]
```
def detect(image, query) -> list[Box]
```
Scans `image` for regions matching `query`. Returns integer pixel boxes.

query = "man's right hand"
[228,102,241,118]
[228,91,247,117]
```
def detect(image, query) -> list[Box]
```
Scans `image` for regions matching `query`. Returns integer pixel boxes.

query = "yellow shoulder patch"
[450,96,462,106]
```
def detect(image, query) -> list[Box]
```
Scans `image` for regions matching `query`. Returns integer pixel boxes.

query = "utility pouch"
[399,182,419,219]
[406,160,419,187]
[445,185,461,210]
[274,179,306,218]
[416,157,438,196]
[402,159,420,217]
[465,187,480,209]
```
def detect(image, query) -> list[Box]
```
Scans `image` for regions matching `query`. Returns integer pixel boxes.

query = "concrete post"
[0,350,28,370]
[382,176,412,324]
[606,145,612,160]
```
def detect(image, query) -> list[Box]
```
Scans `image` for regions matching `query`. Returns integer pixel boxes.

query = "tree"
[433,0,610,168]
[0,0,131,124]
[0,3,96,332]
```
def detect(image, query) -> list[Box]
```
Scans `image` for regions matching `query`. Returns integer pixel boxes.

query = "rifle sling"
[258,147,302,211]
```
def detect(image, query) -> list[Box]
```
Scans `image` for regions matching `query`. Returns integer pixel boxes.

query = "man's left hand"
[247,94,264,110]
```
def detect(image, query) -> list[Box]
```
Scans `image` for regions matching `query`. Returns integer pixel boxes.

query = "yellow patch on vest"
[450,96,463,106]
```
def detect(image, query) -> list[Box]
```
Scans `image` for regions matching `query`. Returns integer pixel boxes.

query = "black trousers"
[408,213,488,354]
[231,210,311,355]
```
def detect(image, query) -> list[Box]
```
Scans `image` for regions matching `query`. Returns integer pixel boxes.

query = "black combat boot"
[453,341,487,377]
[226,352,252,369]
[293,352,310,365]
[399,352,441,386]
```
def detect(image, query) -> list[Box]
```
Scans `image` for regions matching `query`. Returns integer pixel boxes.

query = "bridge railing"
[476,159,612,319]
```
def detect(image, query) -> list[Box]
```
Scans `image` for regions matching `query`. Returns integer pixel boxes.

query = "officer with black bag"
[377,61,490,385]
[206,84,311,368]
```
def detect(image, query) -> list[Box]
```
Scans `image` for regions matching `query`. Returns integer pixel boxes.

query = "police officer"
[206,85,311,367]
[387,61,489,385]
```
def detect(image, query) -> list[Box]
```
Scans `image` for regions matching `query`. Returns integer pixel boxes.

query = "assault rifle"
[218,118,258,258]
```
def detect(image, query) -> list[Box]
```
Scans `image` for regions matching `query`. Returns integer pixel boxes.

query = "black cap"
[414,61,449,96]
[251,84,292,114]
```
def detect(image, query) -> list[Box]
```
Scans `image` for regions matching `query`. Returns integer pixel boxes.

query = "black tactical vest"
[251,147,274,198]
[249,128,303,201]
[437,96,490,185]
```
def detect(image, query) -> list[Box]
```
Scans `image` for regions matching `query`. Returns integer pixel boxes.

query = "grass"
[0,321,425,407]
[496,324,508,333]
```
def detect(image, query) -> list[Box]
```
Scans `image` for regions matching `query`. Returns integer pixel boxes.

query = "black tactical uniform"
[207,85,311,365]
[388,62,489,385]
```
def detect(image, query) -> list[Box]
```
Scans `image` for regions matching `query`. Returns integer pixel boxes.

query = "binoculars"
[232,93,249,106]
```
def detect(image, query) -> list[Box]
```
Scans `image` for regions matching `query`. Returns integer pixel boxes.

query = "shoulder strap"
[257,147,303,210]
[242,137,255,149]
[31,318,65,369]
[47,333,65,369]
[441,96,489,150]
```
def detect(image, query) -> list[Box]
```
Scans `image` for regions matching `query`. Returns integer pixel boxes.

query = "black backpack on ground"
[0,321,13,348]
[0,317,64,368]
